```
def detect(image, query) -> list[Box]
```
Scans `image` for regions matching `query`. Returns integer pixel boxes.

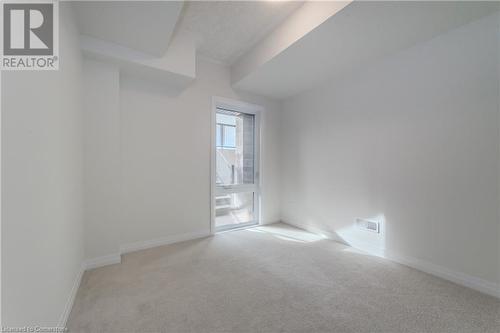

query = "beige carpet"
[67,223,500,333]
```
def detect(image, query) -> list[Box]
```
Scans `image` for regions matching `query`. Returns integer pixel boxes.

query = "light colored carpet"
[67,223,500,333]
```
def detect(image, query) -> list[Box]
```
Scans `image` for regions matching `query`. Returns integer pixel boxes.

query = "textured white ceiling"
[176,1,303,65]
[74,1,184,57]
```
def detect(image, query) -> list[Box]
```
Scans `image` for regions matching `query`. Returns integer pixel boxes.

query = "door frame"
[210,96,263,234]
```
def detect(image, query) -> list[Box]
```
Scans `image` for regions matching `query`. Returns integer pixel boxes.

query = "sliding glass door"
[213,106,259,232]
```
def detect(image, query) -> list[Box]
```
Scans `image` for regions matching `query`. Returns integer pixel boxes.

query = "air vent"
[356,218,380,233]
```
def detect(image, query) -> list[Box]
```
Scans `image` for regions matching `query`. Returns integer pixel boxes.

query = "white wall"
[82,57,282,259]
[2,4,84,326]
[82,59,121,260]
[280,14,500,291]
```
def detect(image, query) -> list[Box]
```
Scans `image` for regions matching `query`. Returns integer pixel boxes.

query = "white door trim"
[210,96,263,234]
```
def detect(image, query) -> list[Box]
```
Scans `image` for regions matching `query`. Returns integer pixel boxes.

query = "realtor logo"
[1,0,59,70]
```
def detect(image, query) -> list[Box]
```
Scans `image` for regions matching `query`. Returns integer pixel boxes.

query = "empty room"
[1,1,500,332]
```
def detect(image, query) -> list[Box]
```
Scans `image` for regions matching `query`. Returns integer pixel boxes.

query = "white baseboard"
[281,220,500,299]
[120,229,211,254]
[58,263,85,328]
[84,253,122,270]
[386,252,500,299]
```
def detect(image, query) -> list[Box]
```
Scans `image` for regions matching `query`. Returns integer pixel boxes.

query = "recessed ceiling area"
[176,1,304,65]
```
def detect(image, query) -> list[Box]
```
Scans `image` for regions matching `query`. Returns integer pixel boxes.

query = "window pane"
[215,110,254,185]
[215,192,254,228]
[241,113,254,184]
[223,126,236,148]
[217,113,236,126]
[216,124,222,147]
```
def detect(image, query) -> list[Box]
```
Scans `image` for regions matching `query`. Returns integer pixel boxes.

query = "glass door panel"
[215,192,255,231]
[214,108,258,231]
